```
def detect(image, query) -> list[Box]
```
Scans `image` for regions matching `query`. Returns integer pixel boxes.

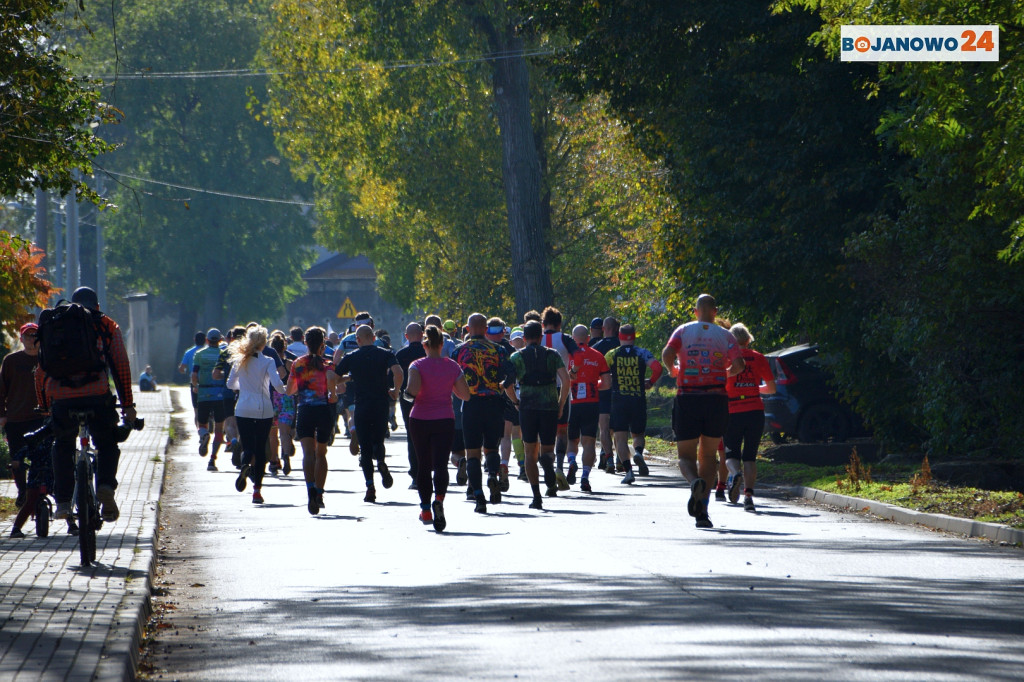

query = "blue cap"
[590,317,604,329]
[207,328,222,341]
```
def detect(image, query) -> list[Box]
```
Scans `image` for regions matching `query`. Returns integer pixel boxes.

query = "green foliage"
[526,0,1024,457]
[0,0,115,202]
[72,0,316,325]
[258,0,677,325]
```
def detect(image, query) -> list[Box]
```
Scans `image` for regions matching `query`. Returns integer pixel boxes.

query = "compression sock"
[360,455,375,488]
[512,438,524,464]
[567,453,577,467]
[582,466,592,480]
[539,453,556,488]
[556,453,565,472]
[467,457,484,497]
[484,451,500,477]
[198,427,209,439]
[212,434,224,456]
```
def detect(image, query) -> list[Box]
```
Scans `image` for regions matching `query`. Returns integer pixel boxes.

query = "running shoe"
[230,441,241,469]
[545,484,558,498]
[621,470,636,485]
[390,417,399,431]
[199,433,210,456]
[466,486,475,500]
[567,461,578,485]
[517,467,528,482]
[97,485,120,522]
[687,478,707,518]
[10,529,26,539]
[499,464,510,492]
[616,461,626,474]
[715,487,726,502]
[54,502,71,520]
[379,461,394,489]
[268,461,280,476]
[488,475,501,504]
[308,489,320,515]
[555,470,570,491]
[633,454,650,477]
[282,456,292,476]
[419,509,433,525]
[408,481,417,490]
[316,492,325,510]
[474,494,487,514]
[235,463,250,492]
[432,500,446,532]
[744,495,756,512]
[15,488,26,509]
[456,458,468,486]
[207,457,218,472]
[605,457,617,474]
[364,487,376,503]
[728,473,744,504]
[529,497,543,510]
[349,431,359,456]
[696,513,714,529]
[580,477,592,493]
[252,489,264,504]
[598,453,608,470]
[67,519,79,536]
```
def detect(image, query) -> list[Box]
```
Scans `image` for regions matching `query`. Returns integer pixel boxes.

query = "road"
[142,389,1024,681]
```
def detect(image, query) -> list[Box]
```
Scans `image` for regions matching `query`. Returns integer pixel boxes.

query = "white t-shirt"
[287,341,308,358]
[227,354,287,419]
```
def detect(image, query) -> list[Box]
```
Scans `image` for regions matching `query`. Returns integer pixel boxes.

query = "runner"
[589,317,605,344]
[405,325,472,531]
[540,306,578,491]
[604,324,662,484]
[268,333,296,475]
[226,325,286,504]
[724,323,775,512]
[504,321,570,509]
[1,323,45,508]
[286,327,337,515]
[591,316,621,473]
[286,326,307,358]
[192,329,228,471]
[662,294,745,528]
[566,324,611,492]
[177,331,206,428]
[334,325,403,504]
[507,327,527,481]
[395,322,426,487]
[451,313,514,513]
[333,311,375,456]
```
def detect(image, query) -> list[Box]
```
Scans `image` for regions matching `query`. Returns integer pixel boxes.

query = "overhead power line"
[101,169,314,207]
[97,48,558,81]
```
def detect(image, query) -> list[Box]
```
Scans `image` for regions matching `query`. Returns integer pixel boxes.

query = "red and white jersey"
[666,321,742,392]
[568,345,609,404]
[726,348,773,413]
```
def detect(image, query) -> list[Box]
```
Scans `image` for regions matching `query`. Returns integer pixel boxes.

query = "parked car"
[762,344,863,444]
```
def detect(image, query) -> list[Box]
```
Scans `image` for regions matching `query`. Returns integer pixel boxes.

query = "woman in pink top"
[406,325,471,532]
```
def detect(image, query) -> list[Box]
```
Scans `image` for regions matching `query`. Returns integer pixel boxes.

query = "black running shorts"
[672,393,729,441]
[724,409,763,462]
[296,403,336,444]
[520,408,558,445]
[609,396,647,435]
[568,402,600,440]
[196,400,226,425]
[461,395,504,451]
[598,388,611,415]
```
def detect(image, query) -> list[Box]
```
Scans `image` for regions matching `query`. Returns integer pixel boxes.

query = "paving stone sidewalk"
[0,388,170,681]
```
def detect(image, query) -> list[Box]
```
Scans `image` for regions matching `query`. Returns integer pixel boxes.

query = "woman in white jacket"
[227,325,286,503]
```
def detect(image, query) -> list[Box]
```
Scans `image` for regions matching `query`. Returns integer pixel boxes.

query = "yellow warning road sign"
[337,297,358,319]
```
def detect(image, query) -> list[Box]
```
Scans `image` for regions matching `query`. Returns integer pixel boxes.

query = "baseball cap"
[590,317,604,329]
[443,319,457,332]
[510,327,525,341]
[207,328,223,341]
[20,322,38,335]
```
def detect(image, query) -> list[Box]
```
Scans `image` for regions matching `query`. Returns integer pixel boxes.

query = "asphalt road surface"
[143,392,1024,681]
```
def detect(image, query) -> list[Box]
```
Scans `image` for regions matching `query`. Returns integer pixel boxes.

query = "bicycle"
[68,409,102,566]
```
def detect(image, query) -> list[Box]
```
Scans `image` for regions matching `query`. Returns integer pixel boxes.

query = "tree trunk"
[486,23,553,319]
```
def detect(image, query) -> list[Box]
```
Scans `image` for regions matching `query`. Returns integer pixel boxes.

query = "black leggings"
[408,417,454,506]
[723,410,763,463]
[237,416,273,487]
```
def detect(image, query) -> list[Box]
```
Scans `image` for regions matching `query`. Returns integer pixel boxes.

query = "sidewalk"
[0,388,170,681]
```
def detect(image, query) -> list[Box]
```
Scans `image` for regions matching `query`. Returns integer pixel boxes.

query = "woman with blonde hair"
[227,325,286,504]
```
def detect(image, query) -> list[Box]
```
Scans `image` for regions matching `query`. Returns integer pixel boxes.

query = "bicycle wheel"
[35,496,50,538]
[76,457,97,566]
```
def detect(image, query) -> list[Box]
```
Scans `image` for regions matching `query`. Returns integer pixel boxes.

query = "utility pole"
[55,195,64,294]
[96,178,106,310]
[34,188,48,274]
[66,183,79,291]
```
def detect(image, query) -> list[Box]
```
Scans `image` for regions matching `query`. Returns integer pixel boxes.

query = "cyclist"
[35,287,135,524]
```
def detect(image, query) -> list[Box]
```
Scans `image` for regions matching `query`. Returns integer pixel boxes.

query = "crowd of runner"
[173,294,775,532]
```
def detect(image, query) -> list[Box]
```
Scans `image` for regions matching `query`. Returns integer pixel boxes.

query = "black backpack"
[520,345,557,387]
[37,301,110,387]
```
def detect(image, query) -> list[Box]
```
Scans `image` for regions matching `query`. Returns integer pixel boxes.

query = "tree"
[73,0,316,333]
[0,231,58,340]
[259,0,677,324]
[0,0,114,202]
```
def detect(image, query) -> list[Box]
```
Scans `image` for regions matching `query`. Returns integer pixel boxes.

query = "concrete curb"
[95,389,171,682]
[789,485,1024,546]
